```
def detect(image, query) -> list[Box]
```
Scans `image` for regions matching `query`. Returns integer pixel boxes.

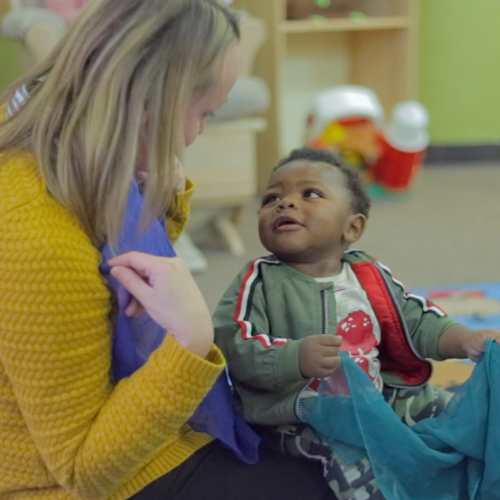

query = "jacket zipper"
[295,288,331,421]
[374,262,432,388]
[294,389,303,420]
[321,290,330,334]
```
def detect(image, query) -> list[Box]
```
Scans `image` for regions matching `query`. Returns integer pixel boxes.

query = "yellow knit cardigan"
[0,153,224,500]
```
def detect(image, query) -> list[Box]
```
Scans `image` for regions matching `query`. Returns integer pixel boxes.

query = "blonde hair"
[0,0,239,248]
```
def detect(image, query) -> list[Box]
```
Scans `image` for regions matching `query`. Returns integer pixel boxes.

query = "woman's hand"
[109,252,213,358]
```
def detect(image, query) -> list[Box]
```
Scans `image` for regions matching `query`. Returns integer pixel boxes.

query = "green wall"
[419,0,500,145]
[0,38,22,93]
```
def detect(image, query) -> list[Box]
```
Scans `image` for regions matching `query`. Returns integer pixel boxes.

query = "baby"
[214,147,500,499]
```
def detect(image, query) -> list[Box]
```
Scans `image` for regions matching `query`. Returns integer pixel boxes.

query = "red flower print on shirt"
[337,310,377,354]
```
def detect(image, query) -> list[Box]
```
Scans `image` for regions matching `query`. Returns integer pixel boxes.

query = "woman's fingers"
[109,252,214,358]
[111,265,152,305]
[125,298,145,317]
[109,252,158,275]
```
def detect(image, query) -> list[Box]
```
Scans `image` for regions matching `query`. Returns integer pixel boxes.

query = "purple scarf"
[100,180,260,464]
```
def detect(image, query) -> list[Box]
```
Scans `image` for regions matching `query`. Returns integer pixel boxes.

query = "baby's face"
[259,160,353,262]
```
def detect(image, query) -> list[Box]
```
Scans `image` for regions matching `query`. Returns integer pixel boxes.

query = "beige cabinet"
[233,0,420,190]
[183,117,266,257]
[185,118,266,209]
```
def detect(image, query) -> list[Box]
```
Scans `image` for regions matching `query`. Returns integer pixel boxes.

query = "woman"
[0,1,335,499]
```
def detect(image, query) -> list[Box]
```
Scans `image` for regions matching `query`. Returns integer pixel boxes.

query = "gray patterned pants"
[265,384,451,500]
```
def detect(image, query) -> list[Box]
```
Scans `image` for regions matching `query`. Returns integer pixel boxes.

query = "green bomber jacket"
[213,250,456,425]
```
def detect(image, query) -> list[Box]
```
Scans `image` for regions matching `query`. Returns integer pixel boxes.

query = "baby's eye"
[303,189,322,199]
[262,194,280,206]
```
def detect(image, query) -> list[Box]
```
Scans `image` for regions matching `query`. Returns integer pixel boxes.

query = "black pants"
[130,440,336,500]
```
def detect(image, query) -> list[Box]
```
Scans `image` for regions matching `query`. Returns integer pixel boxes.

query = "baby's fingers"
[319,335,343,347]
[321,356,342,371]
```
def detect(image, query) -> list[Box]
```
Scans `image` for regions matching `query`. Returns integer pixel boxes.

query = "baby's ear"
[343,213,366,244]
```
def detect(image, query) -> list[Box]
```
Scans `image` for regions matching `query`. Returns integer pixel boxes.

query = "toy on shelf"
[305,85,430,197]
[287,0,361,20]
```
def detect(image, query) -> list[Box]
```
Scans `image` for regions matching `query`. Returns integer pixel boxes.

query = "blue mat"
[412,282,500,332]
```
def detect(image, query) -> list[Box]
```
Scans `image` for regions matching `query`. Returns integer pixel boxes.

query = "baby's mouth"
[273,215,303,230]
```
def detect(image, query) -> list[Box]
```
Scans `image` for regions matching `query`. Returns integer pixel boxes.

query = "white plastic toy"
[305,85,430,194]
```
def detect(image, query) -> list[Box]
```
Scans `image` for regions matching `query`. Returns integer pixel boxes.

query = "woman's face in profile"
[135,44,240,178]
[184,43,241,147]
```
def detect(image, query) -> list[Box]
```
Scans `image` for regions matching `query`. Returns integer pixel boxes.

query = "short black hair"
[274,147,371,218]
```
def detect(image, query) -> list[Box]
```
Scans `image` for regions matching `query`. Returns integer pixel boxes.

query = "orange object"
[306,118,381,170]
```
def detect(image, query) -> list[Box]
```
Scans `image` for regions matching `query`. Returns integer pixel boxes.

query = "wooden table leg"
[214,209,246,256]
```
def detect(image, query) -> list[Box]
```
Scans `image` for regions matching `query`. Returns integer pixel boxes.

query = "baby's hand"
[462,329,500,362]
[299,334,342,379]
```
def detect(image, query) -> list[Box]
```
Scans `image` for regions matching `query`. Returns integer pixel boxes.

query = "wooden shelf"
[281,16,410,34]
[232,0,419,191]
[205,117,267,134]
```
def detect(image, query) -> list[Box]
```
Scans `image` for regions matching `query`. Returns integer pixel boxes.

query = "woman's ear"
[343,213,366,244]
